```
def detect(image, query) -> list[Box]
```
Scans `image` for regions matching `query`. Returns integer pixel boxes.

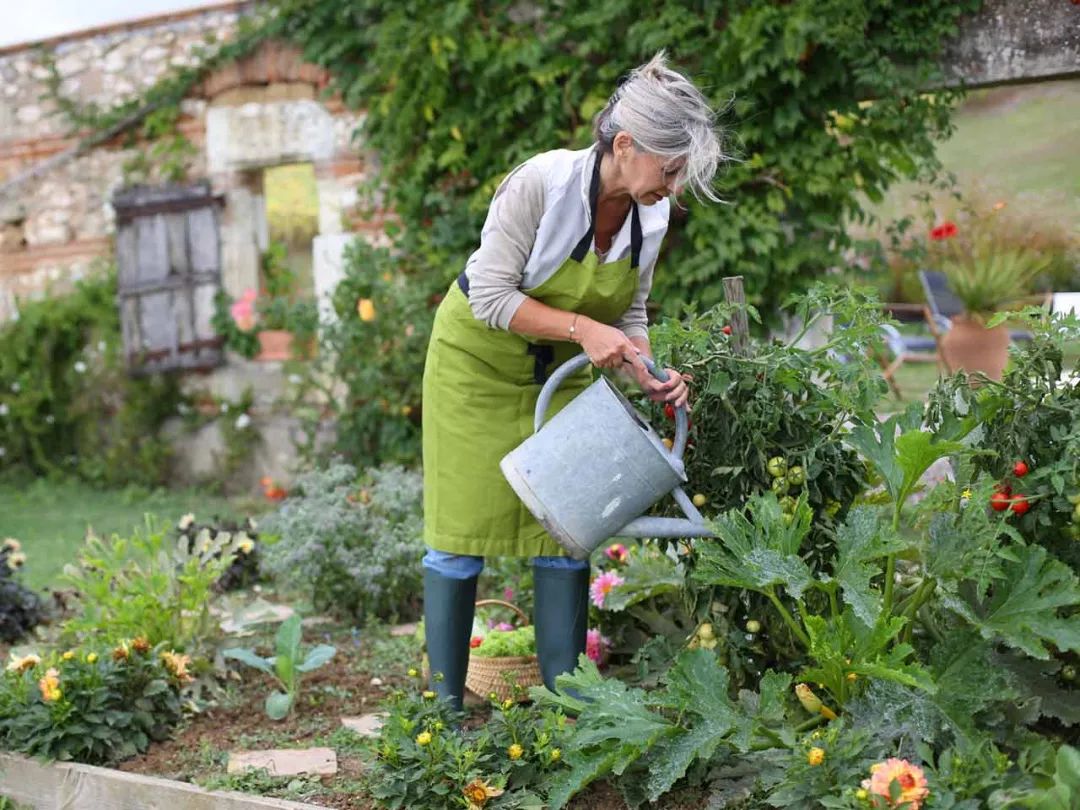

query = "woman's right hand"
[576,317,649,377]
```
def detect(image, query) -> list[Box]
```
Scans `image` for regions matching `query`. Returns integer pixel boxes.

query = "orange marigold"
[132,637,151,654]
[861,758,929,809]
[38,668,62,702]
[462,778,504,808]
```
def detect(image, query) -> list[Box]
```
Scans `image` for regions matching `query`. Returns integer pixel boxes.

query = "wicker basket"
[465,599,543,702]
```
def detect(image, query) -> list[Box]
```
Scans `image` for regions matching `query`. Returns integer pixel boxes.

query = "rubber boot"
[532,564,590,694]
[423,568,478,711]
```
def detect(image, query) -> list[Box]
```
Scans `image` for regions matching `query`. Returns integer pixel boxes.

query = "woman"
[422,52,725,709]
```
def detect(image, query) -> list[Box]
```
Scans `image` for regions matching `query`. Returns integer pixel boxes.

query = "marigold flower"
[502,698,514,710]
[160,650,193,683]
[861,758,929,809]
[407,667,419,678]
[6,653,40,673]
[462,777,504,808]
[416,731,432,746]
[61,650,75,661]
[808,747,826,766]
[856,788,869,801]
[38,668,62,702]
[113,644,130,662]
[422,690,437,700]
[132,637,151,654]
[6,551,26,570]
[550,747,562,762]
[604,543,629,564]
[86,653,98,664]
[508,743,524,760]
[589,571,625,608]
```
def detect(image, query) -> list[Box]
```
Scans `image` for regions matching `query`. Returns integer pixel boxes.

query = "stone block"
[205,100,336,174]
[227,748,337,777]
[340,714,386,737]
[312,233,356,325]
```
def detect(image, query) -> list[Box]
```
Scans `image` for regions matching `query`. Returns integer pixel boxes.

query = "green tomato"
[787,465,805,486]
[778,496,797,514]
[745,619,762,634]
[1062,665,1077,682]
[771,476,790,497]
[767,456,788,479]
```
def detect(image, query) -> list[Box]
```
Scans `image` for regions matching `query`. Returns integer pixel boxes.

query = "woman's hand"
[634,365,692,409]
[576,318,649,378]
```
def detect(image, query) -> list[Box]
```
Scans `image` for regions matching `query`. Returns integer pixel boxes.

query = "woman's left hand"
[634,365,692,409]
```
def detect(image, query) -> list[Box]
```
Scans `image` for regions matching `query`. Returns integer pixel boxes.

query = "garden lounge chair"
[918,269,1034,344]
[875,323,943,400]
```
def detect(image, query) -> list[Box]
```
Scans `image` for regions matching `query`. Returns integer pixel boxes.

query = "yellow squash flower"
[795,683,838,720]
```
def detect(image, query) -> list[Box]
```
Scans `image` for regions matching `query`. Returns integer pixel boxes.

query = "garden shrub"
[259,461,424,623]
[0,639,188,764]
[0,266,181,488]
[0,538,44,644]
[58,521,242,654]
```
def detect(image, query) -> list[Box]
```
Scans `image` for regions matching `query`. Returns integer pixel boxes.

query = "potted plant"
[928,221,1047,380]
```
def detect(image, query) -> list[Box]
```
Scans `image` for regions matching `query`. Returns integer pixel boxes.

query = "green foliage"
[291,240,436,467]
[366,674,567,809]
[259,461,424,622]
[0,642,185,765]
[0,268,181,487]
[278,0,976,319]
[223,613,336,720]
[58,521,240,653]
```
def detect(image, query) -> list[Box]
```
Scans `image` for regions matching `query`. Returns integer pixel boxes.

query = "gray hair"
[594,51,726,203]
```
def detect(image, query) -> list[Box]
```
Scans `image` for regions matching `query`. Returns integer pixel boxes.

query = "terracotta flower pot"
[255,330,294,361]
[941,315,1010,381]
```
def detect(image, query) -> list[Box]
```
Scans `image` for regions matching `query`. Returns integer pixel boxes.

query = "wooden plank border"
[0,752,324,810]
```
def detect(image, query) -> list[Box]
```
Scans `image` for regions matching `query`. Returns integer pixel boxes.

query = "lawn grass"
[0,479,266,591]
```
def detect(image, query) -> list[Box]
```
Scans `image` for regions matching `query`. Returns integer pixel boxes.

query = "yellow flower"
[846,672,858,682]
[795,683,838,720]
[550,748,562,762]
[6,551,26,570]
[86,653,98,664]
[237,537,255,555]
[416,731,432,746]
[462,777,504,808]
[160,650,193,683]
[422,690,437,700]
[38,668,62,702]
[407,667,419,678]
[2,538,20,552]
[61,650,75,661]
[960,488,973,500]
[502,698,514,710]
[807,747,826,766]
[357,298,377,322]
[6,653,40,673]
[856,788,869,800]
[508,743,523,760]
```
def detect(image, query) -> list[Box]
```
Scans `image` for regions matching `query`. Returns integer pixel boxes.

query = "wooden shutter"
[113,182,225,375]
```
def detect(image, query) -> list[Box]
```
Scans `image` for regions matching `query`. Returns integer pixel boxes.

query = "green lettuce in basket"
[470,625,535,658]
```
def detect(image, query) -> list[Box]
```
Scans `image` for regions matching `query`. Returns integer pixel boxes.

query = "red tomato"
[1009,496,1030,516]
[664,403,676,421]
[1013,461,1029,477]
[990,491,1011,512]
[722,325,733,335]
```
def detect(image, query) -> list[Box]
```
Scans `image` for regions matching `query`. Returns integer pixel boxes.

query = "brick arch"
[196,40,331,100]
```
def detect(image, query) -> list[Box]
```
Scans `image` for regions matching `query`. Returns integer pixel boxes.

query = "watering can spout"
[615,485,715,539]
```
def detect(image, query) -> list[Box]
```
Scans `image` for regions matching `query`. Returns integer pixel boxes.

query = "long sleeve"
[463,163,546,330]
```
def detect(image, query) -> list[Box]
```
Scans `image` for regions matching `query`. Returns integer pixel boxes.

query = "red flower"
[470,636,483,648]
[929,221,958,240]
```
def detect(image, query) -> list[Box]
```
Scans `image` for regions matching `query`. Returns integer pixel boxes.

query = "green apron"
[422,155,643,558]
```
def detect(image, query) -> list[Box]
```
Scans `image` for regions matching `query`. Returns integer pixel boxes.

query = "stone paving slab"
[227,747,338,776]
[340,713,386,737]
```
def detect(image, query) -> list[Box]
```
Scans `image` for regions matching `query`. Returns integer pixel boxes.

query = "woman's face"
[613,132,686,205]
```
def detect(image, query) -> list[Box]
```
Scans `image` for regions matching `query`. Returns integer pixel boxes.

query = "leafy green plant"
[222,613,336,720]
[0,640,186,764]
[59,521,241,653]
[471,627,536,658]
[939,249,1048,323]
[259,461,424,622]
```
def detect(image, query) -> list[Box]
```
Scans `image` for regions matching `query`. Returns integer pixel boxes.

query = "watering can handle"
[534,352,690,460]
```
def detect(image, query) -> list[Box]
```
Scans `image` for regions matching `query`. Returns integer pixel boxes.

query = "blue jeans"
[422,548,589,580]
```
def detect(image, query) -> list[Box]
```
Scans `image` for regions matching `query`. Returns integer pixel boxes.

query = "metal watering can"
[500,352,715,560]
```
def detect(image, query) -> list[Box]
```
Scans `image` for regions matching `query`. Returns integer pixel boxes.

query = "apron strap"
[570,148,643,270]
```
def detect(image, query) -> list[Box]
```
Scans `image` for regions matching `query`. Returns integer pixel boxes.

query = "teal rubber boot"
[532,564,590,693]
[423,568,478,711]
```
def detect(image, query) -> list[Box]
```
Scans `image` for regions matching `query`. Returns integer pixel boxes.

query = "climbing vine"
[276,0,980,316]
